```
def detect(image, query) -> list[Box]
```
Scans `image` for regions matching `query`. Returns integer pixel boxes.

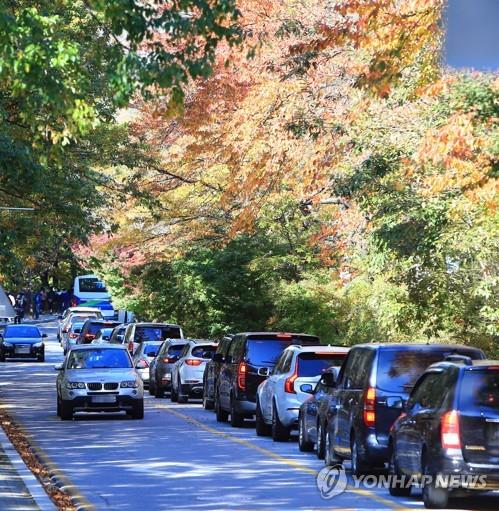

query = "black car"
[215,332,320,427]
[0,324,47,362]
[389,358,499,508]
[298,367,339,458]
[77,319,121,344]
[324,343,485,475]
[203,335,234,410]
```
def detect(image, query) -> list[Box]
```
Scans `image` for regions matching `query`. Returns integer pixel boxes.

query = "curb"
[0,426,56,511]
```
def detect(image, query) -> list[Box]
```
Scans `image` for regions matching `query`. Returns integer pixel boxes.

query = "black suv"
[390,358,499,508]
[203,335,233,410]
[77,319,120,344]
[215,332,320,427]
[324,343,485,474]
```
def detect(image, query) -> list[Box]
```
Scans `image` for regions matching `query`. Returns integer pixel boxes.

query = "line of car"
[52,308,499,509]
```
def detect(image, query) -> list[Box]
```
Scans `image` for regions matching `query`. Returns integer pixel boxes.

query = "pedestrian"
[47,288,56,314]
[40,288,47,313]
[34,290,42,320]
[14,292,26,324]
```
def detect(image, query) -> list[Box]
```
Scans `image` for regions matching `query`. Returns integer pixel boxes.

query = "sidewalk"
[0,427,56,511]
[0,314,59,326]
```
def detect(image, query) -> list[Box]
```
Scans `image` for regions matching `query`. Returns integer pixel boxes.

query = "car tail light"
[276,333,292,339]
[128,341,134,352]
[237,362,247,390]
[363,387,376,427]
[441,410,461,449]
[162,357,173,363]
[284,363,298,394]
[185,359,202,366]
[84,334,95,341]
[69,333,79,339]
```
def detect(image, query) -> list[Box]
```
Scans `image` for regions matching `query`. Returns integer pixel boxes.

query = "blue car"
[0,324,47,362]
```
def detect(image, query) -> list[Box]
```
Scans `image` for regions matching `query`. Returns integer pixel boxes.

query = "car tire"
[38,353,45,363]
[177,378,188,403]
[351,433,369,476]
[0,352,5,363]
[272,402,290,442]
[170,382,178,402]
[298,414,314,452]
[388,446,412,496]
[229,395,244,427]
[203,392,214,410]
[60,399,73,421]
[215,391,228,422]
[56,395,61,417]
[325,430,343,466]
[316,421,326,459]
[255,399,271,436]
[422,460,448,509]
[131,400,144,420]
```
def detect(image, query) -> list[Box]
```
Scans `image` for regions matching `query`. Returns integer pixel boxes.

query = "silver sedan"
[55,345,144,420]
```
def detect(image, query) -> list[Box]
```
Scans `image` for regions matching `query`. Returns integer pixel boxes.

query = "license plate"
[92,395,116,404]
[15,346,31,354]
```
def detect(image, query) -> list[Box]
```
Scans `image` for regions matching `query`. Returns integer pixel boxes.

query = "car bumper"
[234,399,257,416]
[362,432,390,465]
[156,369,172,389]
[180,383,204,397]
[69,395,140,412]
[1,346,44,358]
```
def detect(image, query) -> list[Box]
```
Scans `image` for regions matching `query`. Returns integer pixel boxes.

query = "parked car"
[63,321,85,355]
[77,319,120,344]
[55,344,144,420]
[91,328,114,344]
[215,332,321,427]
[324,343,486,475]
[132,341,163,387]
[109,324,128,344]
[203,335,234,410]
[58,307,102,341]
[123,322,184,355]
[256,345,349,441]
[170,340,218,403]
[298,367,340,457]
[389,358,499,508]
[0,324,47,362]
[149,339,188,398]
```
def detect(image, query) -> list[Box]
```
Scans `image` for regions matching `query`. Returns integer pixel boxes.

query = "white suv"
[256,345,349,441]
[170,340,218,403]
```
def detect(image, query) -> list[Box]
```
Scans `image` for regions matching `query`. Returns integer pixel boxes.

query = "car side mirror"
[213,353,224,363]
[386,396,404,409]
[321,372,337,388]
[42,333,48,338]
[54,363,64,371]
[300,384,314,394]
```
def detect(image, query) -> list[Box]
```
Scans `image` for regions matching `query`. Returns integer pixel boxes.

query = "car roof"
[69,344,127,351]
[187,340,218,346]
[351,342,483,351]
[84,319,119,324]
[132,322,181,328]
[68,307,101,312]
[284,345,350,354]
[237,332,320,338]
[430,359,499,370]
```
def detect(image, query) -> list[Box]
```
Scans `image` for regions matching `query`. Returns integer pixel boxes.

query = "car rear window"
[459,370,499,412]
[88,322,119,335]
[297,353,347,377]
[246,340,293,366]
[143,343,161,357]
[192,345,217,358]
[136,326,181,341]
[167,344,186,356]
[377,348,483,393]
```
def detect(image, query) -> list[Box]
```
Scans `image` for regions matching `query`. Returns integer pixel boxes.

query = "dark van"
[325,343,485,474]
[215,332,320,427]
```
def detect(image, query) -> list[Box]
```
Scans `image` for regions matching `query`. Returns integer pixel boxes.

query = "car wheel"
[422,460,448,509]
[351,433,369,476]
[215,391,228,422]
[60,399,73,421]
[0,351,5,363]
[388,445,411,496]
[170,381,178,402]
[229,395,244,427]
[316,421,326,459]
[272,402,290,442]
[56,395,61,417]
[202,381,214,410]
[298,414,314,452]
[131,400,144,420]
[255,398,271,436]
[177,378,188,403]
[38,353,45,363]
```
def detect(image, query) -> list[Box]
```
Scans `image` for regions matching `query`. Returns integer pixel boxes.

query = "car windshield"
[192,345,217,358]
[297,353,346,377]
[136,326,181,342]
[4,326,40,338]
[459,370,499,412]
[246,339,292,366]
[67,349,131,369]
[78,278,107,293]
[377,348,483,393]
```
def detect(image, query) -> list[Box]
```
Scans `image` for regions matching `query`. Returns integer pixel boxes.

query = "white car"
[170,340,218,403]
[132,341,163,387]
[256,345,350,441]
[55,344,144,420]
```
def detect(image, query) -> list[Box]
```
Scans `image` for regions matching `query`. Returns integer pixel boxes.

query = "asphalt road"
[0,322,498,511]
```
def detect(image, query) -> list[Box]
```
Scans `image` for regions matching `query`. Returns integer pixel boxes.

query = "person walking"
[34,290,42,320]
[14,292,26,324]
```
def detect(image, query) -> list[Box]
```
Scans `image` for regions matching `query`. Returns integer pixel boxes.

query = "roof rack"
[445,354,473,366]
